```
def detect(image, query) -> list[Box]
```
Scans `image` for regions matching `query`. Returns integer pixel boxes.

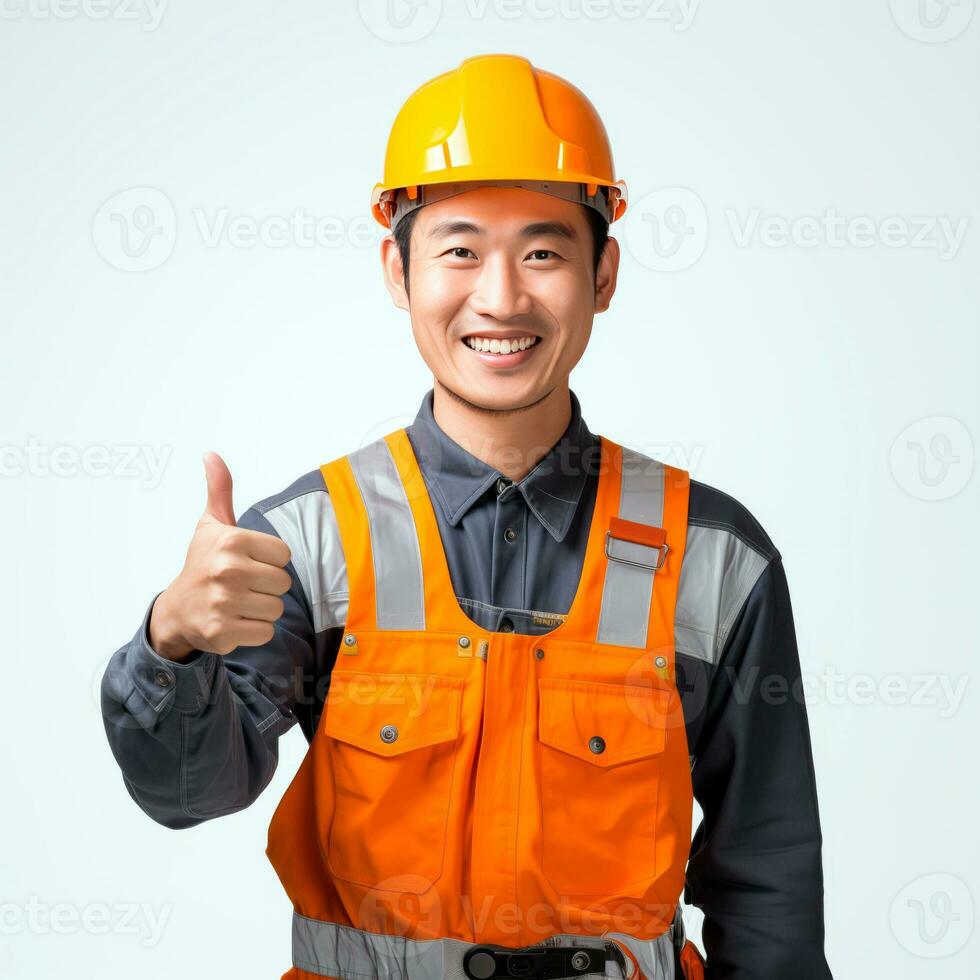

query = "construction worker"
[101,54,833,980]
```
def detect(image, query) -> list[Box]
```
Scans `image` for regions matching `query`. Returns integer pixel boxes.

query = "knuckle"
[211,588,235,613]
[200,617,226,646]
[216,528,244,554]
[210,555,242,583]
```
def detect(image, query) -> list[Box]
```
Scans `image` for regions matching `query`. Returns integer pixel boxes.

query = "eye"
[444,246,476,259]
[527,249,559,261]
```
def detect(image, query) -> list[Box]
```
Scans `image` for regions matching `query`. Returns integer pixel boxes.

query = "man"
[102,54,833,980]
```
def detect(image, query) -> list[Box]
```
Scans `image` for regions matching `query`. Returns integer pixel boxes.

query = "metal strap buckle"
[603,530,669,572]
[462,940,626,980]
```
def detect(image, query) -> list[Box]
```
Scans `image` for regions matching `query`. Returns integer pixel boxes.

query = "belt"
[291,911,681,980]
[462,936,629,980]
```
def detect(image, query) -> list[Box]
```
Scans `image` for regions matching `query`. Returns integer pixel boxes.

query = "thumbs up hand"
[148,453,293,662]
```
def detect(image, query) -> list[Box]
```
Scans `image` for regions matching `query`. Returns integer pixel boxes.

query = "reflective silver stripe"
[674,524,769,665]
[292,912,677,980]
[262,490,349,633]
[596,448,666,648]
[347,438,426,631]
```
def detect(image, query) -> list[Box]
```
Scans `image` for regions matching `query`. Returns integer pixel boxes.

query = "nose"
[468,253,533,322]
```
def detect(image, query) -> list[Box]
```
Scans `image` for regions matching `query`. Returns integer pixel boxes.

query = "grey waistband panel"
[596,448,667,648]
[608,930,677,980]
[347,438,426,631]
[292,913,677,980]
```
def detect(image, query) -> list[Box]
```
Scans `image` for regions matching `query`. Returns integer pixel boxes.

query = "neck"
[431,379,573,482]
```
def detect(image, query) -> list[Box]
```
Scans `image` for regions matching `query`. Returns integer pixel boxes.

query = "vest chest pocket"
[536,677,672,897]
[322,670,464,894]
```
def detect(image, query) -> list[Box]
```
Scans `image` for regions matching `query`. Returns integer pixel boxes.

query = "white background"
[1,1,977,977]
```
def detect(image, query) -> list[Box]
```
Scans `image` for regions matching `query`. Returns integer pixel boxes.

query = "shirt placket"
[491,477,527,633]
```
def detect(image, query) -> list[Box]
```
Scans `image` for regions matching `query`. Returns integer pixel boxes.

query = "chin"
[461,379,548,410]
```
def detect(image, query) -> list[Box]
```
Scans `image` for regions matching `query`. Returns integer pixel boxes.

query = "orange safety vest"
[266,427,706,980]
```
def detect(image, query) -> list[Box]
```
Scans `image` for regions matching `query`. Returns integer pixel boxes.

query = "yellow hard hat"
[371,54,628,230]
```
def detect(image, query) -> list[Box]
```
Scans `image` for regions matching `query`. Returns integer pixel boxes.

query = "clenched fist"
[148,452,293,662]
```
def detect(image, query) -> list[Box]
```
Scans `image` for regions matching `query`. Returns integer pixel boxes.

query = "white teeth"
[464,335,539,354]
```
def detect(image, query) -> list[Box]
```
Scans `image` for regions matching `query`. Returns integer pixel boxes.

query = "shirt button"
[504,527,517,543]
[154,669,173,688]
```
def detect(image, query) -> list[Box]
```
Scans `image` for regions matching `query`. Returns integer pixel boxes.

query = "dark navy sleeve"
[100,505,341,829]
[684,556,833,978]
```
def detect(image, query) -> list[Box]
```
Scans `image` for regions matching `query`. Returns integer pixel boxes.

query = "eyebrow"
[427,219,579,242]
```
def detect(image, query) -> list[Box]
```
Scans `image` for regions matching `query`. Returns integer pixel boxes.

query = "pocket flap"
[537,678,670,767]
[323,671,463,757]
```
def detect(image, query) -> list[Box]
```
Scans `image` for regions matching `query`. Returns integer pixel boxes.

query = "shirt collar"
[405,387,597,543]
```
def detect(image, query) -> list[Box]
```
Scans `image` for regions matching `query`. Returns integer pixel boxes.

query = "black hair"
[393,200,610,302]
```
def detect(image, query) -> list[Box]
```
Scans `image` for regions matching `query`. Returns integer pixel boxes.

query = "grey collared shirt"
[405,387,599,632]
[101,386,832,979]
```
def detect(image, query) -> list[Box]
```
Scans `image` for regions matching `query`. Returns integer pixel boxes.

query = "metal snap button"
[500,618,514,633]
[571,951,591,971]
[344,634,356,647]
[589,735,606,754]
[468,951,496,980]
[534,648,545,660]
[496,478,509,496]
[380,725,398,743]
[154,669,172,687]
[503,527,517,543]
[458,635,471,648]
[654,655,667,668]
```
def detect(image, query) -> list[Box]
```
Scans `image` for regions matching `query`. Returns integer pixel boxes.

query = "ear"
[380,235,410,311]
[594,236,620,314]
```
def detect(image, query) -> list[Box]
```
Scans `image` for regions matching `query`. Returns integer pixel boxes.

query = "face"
[381,185,620,412]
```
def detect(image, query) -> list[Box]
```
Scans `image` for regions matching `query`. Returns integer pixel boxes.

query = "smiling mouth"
[461,334,541,356]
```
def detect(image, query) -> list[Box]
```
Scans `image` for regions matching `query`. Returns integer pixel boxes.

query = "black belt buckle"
[463,941,621,980]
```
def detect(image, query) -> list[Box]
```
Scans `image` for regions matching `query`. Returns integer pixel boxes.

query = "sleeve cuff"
[130,591,220,714]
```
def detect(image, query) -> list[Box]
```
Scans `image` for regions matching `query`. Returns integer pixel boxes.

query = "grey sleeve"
[100,505,341,830]
[684,557,833,978]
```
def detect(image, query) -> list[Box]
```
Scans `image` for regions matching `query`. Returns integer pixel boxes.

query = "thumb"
[202,452,236,526]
